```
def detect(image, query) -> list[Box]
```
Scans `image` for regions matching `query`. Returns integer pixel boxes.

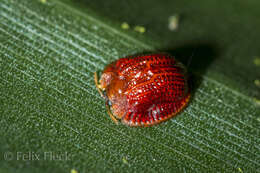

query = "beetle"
[94,53,190,127]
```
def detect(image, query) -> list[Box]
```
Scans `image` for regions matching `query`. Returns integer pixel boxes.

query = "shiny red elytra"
[94,53,190,127]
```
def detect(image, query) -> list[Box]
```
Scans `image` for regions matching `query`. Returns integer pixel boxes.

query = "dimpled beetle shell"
[95,54,190,126]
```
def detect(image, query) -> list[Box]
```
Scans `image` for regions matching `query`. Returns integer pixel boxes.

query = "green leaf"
[0,0,259,172]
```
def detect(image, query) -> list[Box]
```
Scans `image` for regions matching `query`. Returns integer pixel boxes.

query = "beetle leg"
[94,72,105,98]
[106,100,118,125]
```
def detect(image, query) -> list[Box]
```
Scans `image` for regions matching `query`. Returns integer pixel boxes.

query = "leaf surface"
[0,0,259,172]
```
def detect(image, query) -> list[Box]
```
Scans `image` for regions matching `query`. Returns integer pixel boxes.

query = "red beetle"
[94,54,190,126]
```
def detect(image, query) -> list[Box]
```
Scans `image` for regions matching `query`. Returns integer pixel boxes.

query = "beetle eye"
[108,100,112,106]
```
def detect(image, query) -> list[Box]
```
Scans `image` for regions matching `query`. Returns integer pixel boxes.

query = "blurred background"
[67,0,260,98]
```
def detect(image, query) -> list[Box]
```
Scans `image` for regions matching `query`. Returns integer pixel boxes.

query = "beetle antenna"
[106,100,119,124]
[187,50,195,69]
[94,72,105,98]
